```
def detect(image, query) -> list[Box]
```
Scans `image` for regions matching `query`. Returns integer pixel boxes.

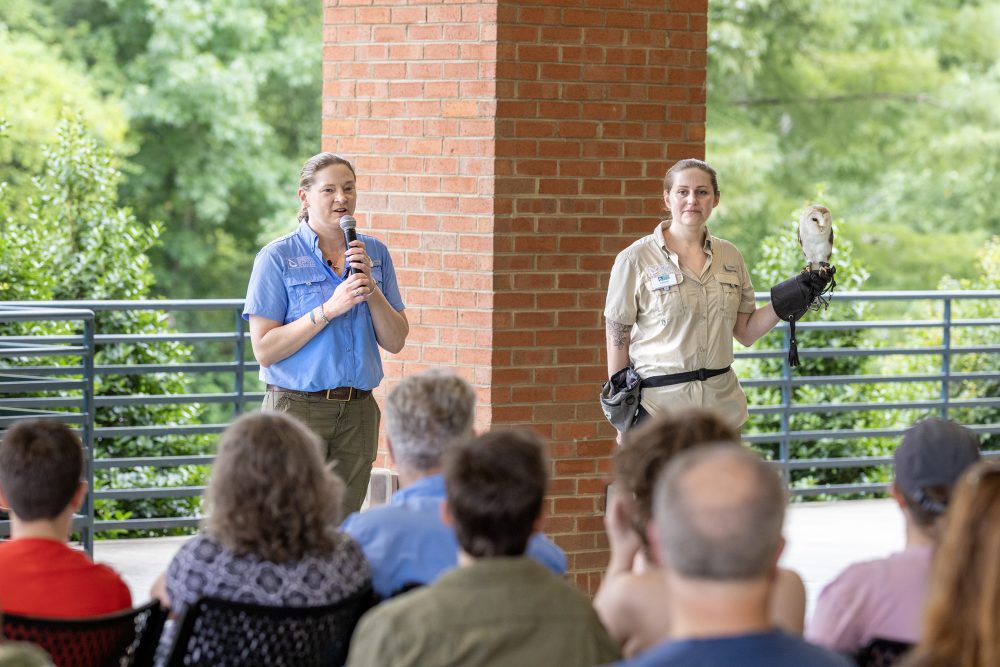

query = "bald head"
[654,444,786,580]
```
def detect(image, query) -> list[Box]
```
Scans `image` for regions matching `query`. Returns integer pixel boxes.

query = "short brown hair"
[444,428,547,558]
[0,420,83,521]
[204,411,344,563]
[615,409,738,547]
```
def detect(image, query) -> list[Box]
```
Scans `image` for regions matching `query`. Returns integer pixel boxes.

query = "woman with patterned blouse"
[152,411,371,658]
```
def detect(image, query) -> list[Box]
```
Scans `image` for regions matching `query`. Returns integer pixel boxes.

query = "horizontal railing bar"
[0,345,88,358]
[94,455,216,469]
[94,486,205,501]
[786,319,1000,332]
[95,393,265,407]
[94,424,228,438]
[0,397,85,409]
[95,333,241,344]
[741,370,1000,388]
[749,396,1000,415]
[3,300,243,311]
[0,379,87,393]
[0,410,87,426]
[745,424,1000,443]
[96,362,260,375]
[789,483,890,497]
[94,517,202,531]
[0,307,95,321]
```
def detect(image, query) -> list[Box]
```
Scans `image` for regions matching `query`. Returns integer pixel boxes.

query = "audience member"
[899,459,1000,667]
[341,368,565,598]
[613,444,851,666]
[151,411,370,655]
[808,418,980,653]
[347,428,620,667]
[0,419,131,617]
[595,410,806,657]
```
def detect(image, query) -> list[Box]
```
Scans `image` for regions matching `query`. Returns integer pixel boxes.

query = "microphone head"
[339,215,357,231]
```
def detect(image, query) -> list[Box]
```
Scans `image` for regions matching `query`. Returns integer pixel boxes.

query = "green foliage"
[708,0,1000,289]
[1,116,212,536]
[0,24,127,223]
[36,0,323,299]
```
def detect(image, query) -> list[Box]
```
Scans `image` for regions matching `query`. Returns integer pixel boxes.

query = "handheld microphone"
[339,215,359,275]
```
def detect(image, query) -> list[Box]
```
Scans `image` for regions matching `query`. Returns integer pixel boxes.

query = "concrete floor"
[94,497,902,623]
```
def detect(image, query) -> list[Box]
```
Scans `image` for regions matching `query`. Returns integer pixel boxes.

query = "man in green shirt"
[347,428,620,667]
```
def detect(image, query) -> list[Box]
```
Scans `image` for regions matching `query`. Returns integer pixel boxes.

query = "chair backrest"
[0,600,167,667]
[854,637,914,667]
[164,585,375,667]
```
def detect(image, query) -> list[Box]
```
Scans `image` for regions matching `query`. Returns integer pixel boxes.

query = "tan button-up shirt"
[604,221,757,429]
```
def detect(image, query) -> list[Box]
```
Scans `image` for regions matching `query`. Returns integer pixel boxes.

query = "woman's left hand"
[344,240,375,294]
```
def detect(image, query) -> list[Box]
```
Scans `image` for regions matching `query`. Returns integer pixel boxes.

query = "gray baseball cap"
[895,418,980,512]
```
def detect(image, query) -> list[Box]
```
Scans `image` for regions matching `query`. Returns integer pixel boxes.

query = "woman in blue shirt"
[243,153,408,513]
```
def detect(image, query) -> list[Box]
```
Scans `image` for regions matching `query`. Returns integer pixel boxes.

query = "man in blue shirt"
[615,444,852,667]
[342,369,566,599]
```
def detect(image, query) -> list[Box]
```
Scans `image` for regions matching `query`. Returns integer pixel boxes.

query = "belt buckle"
[696,368,707,382]
[325,387,353,401]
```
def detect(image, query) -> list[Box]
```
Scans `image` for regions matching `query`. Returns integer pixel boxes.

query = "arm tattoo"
[606,319,630,349]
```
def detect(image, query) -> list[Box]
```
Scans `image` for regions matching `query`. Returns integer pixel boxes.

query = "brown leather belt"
[266,385,371,401]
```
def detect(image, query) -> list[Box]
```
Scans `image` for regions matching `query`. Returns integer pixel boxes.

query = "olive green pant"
[262,389,380,516]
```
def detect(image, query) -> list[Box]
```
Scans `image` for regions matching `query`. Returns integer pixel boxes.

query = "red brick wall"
[322,0,707,593]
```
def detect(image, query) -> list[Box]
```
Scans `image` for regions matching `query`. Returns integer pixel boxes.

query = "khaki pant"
[263,389,380,516]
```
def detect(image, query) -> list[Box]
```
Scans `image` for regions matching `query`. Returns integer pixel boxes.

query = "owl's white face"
[664,168,720,229]
[803,206,831,232]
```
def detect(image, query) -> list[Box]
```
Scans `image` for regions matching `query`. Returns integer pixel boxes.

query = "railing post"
[81,314,96,555]
[234,307,246,417]
[779,324,793,494]
[941,297,952,420]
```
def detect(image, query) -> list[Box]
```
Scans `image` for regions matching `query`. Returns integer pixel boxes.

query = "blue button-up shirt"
[342,474,568,599]
[243,222,405,391]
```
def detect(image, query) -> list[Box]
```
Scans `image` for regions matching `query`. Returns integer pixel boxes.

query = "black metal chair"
[164,585,375,667]
[854,637,914,667]
[0,599,166,667]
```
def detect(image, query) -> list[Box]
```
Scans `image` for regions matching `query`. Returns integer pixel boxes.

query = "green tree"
[42,0,324,299]
[0,20,127,223]
[2,116,212,535]
[708,0,1000,290]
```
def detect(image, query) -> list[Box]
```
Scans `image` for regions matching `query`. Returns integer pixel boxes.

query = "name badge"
[648,270,682,292]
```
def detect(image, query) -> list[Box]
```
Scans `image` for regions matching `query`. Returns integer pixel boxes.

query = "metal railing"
[0,291,997,543]
[0,305,97,550]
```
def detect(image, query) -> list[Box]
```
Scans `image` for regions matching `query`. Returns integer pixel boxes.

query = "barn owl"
[797,205,834,271]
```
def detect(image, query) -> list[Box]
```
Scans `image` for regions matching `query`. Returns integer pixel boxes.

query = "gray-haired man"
[341,368,565,599]
[615,444,852,666]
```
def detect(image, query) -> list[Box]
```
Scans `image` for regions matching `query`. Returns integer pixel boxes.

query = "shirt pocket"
[716,273,741,319]
[284,271,328,321]
[647,273,686,319]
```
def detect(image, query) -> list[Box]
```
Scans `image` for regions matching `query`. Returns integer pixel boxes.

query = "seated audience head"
[893,418,980,537]
[653,443,785,581]
[384,368,476,474]
[444,428,547,559]
[0,419,85,523]
[205,410,344,562]
[615,409,739,548]
[904,460,1000,667]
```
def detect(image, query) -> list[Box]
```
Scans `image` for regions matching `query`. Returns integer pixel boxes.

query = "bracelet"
[318,306,331,324]
[309,308,317,326]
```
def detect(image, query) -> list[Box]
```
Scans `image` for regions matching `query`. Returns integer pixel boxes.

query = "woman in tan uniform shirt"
[604,159,791,432]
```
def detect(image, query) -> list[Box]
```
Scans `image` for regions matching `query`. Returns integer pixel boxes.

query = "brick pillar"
[322,0,707,593]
